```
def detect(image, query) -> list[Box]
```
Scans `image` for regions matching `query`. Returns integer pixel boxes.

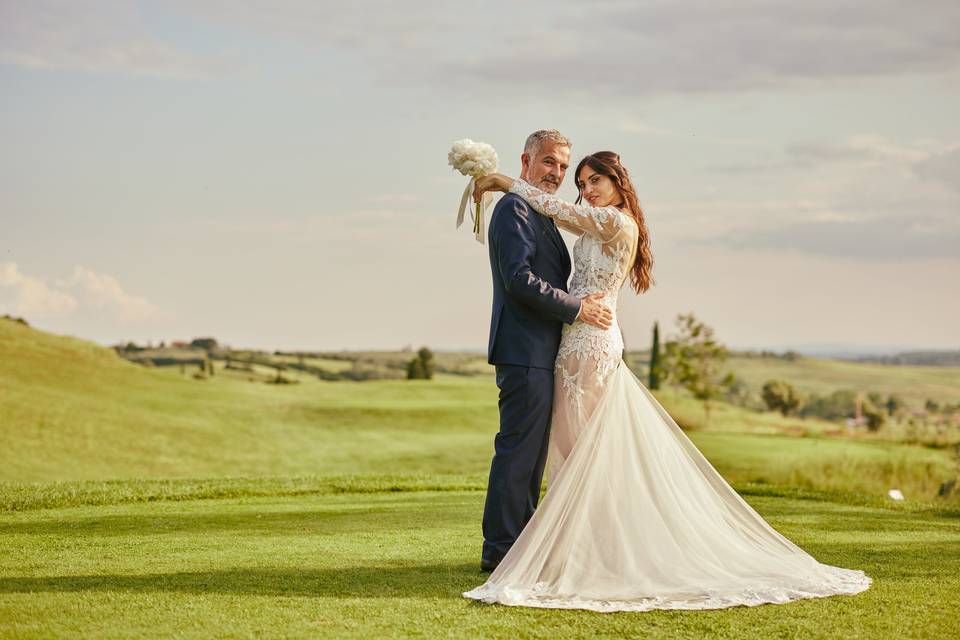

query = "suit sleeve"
[492,197,581,325]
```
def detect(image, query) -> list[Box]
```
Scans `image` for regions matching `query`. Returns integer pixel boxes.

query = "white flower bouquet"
[448,139,499,244]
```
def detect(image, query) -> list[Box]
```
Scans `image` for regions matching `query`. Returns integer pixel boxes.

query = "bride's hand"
[473,173,513,203]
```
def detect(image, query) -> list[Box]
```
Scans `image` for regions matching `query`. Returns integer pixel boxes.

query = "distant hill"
[846,351,960,367]
[724,353,960,408]
[627,349,960,408]
[0,318,497,483]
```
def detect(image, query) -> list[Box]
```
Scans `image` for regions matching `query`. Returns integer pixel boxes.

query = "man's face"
[520,141,571,194]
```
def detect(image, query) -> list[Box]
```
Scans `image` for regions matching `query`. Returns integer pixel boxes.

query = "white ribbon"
[455,176,493,244]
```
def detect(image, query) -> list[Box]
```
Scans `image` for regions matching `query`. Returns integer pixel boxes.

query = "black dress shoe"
[480,559,500,573]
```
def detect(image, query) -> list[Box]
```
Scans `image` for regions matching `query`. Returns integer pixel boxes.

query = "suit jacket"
[487,192,581,370]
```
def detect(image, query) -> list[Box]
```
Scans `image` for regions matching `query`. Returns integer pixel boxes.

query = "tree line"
[644,313,957,431]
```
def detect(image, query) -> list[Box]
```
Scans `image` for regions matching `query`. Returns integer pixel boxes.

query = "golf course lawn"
[1,476,958,639]
[3,320,959,638]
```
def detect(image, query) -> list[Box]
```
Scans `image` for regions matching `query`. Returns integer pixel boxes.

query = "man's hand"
[577,293,612,329]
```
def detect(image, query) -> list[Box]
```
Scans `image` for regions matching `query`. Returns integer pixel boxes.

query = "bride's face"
[578,167,622,208]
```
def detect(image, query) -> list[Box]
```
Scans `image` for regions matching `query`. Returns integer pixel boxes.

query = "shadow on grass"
[5,491,956,540]
[0,496,477,538]
[0,563,483,598]
[2,537,958,597]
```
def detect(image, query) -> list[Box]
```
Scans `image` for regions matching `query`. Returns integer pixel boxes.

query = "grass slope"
[726,354,960,407]
[2,320,957,502]
[0,320,498,481]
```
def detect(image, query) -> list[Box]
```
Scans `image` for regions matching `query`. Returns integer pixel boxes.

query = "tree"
[648,321,662,390]
[861,397,886,431]
[885,394,904,417]
[661,340,681,394]
[418,347,435,379]
[407,347,435,380]
[663,313,733,426]
[406,358,426,379]
[801,389,857,420]
[190,337,219,352]
[723,374,753,408]
[762,379,802,416]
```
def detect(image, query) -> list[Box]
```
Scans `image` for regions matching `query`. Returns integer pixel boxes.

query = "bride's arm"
[475,174,625,241]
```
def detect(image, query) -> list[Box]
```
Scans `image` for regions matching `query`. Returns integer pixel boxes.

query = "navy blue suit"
[482,192,580,565]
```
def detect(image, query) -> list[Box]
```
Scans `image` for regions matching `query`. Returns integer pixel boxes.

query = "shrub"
[407,347,435,380]
[190,337,219,352]
[801,389,857,420]
[861,397,886,432]
[762,379,802,416]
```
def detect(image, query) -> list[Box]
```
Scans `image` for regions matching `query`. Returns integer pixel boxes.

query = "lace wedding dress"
[463,180,872,612]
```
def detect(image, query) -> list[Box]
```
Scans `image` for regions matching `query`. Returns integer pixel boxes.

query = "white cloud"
[662,135,960,259]
[67,267,160,323]
[0,0,234,78]
[161,1,960,98]
[5,2,956,93]
[0,262,161,324]
[479,1,960,97]
[914,147,960,193]
[0,262,78,318]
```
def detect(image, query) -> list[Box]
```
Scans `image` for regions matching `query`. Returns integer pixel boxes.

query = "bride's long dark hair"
[574,151,654,293]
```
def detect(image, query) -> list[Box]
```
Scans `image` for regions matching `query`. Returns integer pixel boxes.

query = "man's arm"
[493,197,581,325]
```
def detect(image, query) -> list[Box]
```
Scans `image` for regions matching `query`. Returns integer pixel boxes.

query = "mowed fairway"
[2,480,958,639]
[2,319,959,638]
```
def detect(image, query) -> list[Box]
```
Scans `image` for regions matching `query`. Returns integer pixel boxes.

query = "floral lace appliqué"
[507,178,639,419]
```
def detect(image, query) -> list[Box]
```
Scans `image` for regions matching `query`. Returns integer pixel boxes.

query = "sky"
[1,1,958,354]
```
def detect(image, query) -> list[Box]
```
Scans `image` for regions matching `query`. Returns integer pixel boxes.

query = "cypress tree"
[649,321,661,390]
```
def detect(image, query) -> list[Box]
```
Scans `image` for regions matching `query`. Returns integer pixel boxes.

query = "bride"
[462,151,871,612]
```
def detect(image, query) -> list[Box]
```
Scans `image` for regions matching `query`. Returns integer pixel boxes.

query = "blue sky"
[1,1,958,352]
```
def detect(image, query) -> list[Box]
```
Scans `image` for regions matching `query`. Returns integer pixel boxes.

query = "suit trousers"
[482,364,554,564]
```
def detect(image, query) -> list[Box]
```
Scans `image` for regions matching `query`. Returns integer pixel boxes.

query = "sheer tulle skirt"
[464,361,871,612]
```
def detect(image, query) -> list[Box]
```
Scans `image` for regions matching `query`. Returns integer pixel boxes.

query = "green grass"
[3,319,960,637]
[0,319,499,481]
[689,432,956,501]
[3,320,957,503]
[1,476,957,639]
[725,354,960,407]
[268,355,357,373]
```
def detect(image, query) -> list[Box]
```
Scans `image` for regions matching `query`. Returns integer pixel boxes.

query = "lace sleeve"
[510,179,625,242]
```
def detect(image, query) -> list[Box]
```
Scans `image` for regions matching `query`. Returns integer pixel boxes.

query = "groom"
[481,129,612,572]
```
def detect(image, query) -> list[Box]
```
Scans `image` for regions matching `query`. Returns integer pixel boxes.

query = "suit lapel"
[544,215,571,274]
[534,211,566,259]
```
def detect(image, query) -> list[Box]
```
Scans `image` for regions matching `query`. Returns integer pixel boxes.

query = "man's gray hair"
[523,129,571,157]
